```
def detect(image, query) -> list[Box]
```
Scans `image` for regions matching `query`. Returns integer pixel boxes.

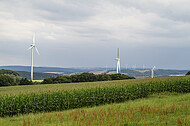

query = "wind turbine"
[28,33,40,81]
[151,66,156,78]
[143,64,145,70]
[143,64,145,78]
[132,64,136,70]
[115,48,120,73]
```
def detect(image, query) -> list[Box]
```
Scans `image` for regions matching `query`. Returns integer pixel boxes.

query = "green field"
[0,75,189,96]
[0,92,189,126]
[0,76,189,126]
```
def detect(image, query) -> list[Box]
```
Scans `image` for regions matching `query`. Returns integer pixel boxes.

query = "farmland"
[0,92,189,126]
[0,75,189,96]
[0,75,189,125]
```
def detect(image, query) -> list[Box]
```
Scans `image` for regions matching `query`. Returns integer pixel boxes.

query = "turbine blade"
[35,47,40,55]
[27,46,33,50]
[153,66,156,70]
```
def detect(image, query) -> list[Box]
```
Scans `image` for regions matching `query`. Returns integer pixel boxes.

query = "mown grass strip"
[0,78,190,117]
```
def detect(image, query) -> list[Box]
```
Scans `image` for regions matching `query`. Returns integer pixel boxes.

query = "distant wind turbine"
[132,64,136,70]
[151,66,156,78]
[115,48,120,73]
[28,33,40,81]
[126,64,128,70]
[143,64,145,78]
[143,64,145,70]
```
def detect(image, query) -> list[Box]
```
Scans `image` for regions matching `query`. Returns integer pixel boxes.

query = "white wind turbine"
[151,66,156,78]
[143,64,145,78]
[28,33,40,81]
[115,48,120,73]
[133,64,137,70]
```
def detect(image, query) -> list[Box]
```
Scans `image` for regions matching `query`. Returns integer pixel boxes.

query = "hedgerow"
[0,78,189,117]
[41,73,135,84]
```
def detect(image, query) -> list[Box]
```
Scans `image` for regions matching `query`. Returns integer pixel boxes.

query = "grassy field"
[33,80,43,83]
[0,75,189,96]
[0,92,189,126]
[0,76,189,125]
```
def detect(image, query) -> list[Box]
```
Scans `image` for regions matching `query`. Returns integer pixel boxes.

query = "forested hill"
[0,66,189,79]
[17,71,60,80]
[0,66,88,73]
[120,69,189,78]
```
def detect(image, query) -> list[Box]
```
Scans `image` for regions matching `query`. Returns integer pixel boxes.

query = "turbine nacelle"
[152,66,156,70]
[30,44,35,47]
[115,58,120,61]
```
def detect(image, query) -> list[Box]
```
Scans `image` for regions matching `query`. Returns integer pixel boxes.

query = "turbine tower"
[151,66,156,78]
[28,33,40,81]
[115,48,120,73]
[143,64,145,78]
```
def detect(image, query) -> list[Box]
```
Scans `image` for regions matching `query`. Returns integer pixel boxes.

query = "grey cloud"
[1,0,190,69]
[111,0,190,23]
[30,0,97,21]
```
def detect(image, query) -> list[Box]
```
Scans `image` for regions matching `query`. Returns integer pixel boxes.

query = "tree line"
[0,69,135,86]
[2,68,190,87]
[41,72,135,84]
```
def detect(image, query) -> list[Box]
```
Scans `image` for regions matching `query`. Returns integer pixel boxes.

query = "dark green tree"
[41,72,135,84]
[71,73,97,82]
[0,69,20,76]
[109,73,135,80]
[186,71,190,75]
[0,75,15,86]
[41,77,56,84]
[97,74,112,81]
[19,78,33,85]
[54,75,72,83]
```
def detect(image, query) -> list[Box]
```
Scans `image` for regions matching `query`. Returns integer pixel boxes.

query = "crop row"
[0,78,190,117]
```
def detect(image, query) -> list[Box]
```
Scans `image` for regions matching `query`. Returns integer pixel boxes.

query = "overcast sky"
[0,0,190,69]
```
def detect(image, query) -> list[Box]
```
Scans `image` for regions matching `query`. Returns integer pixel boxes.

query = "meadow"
[0,75,189,125]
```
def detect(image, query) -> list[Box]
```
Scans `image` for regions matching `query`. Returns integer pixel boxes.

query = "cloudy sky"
[0,0,190,69]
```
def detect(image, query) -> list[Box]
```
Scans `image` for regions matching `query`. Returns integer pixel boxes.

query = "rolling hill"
[0,66,189,80]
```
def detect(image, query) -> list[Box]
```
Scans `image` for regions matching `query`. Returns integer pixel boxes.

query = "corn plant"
[0,78,189,117]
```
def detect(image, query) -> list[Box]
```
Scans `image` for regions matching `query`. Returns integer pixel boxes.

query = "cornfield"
[0,78,189,117]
